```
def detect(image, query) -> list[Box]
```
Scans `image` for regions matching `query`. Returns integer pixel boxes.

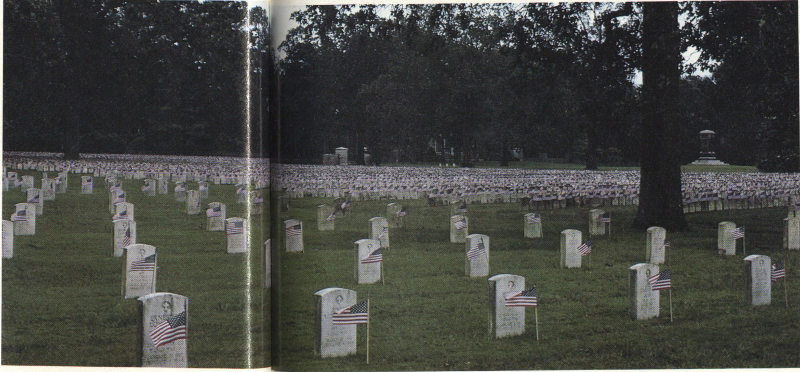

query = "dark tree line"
[278,2,798,171]
[4,0,269,158]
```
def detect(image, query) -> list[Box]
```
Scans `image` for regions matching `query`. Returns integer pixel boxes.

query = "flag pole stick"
[381,262,385,286]
[785,256,789,307]
[366,298,370,364]
[669,289,673,323]
[742,226,746,257]
[534,307,540,343]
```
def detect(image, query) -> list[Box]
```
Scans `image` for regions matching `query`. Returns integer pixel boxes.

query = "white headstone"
[186,190,201,215]
[114,219,137,257]
[138,292,188,367]
[157,178,169,194]
[466,234,490,277]
[369,217,389,249]
[174,183,187,202]
[26,188,43,215]
[110,189,126,213]
[225,217,248,253]
[717,221,737,255]
[41,178,56,200]
[317,204,335,231]
[450,215,468,243]
[12,203,36,236]
[113,202,135,222]
[3,220,13,258]
[20,175,34,192]
[284,219,304,252]
[589,209,606,236]
[355,238,382,284]
[198,181,209,199]
[81,176,93,194]
[335,147,349,165]
[206,202,226,231]
[743,255,771,306]
[7,172,17,188]
[386,203,405,228]
[314,287,357,358]
[123,244,157,299]
[250,191,264,215]
[488,274,526,338]
[559,229,582,268]
[629,263,660,320]
[55,173,68,193]
[141,179,156,196]
[645,226,667,264]
[784,216,800,250]
[236,185,248,204]
[523,213,542,238]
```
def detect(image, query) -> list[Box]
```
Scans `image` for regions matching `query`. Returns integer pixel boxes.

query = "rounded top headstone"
[699,129,716,135]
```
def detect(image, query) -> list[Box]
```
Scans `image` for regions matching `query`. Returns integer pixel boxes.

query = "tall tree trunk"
[585,121,599,170]
[634,2,687,230]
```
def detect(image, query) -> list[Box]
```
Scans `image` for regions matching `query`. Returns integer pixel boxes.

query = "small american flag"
[663,240,671,249]
[577,241,592,256]
[772,260,786,281]
[112,209,129,221]
[505,287,538,307]
[130,254,156,272]
[11,209,27,222]
[325,213,335,222]
[454,218,467,230]
[226,221,244,235]
[466,238,487,260]
[206,206,222,217]
[332,300,369,325]
[27,194,40,203]
[122,226,131,246]
[598,213,611,223]
[113,193,126,204]
[457,203,467,213]
[396,207,407,217]
[286,223,302,236]
[732,227,745,239]
[526,213,541,224]
[82,178,92,186]
[377,226,388,239]
[150,311,187,348]
[360,248,383,264]
[648,269,672,290]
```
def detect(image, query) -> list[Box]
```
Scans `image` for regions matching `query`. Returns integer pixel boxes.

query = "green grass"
[2,172,269,367]
[275,197,799,370]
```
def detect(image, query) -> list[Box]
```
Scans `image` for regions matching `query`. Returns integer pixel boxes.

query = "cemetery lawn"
[276,197,799,370]
[2,172,269,367]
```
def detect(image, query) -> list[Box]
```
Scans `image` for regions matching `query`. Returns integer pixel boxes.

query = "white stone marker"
[629,263,660,320]
[3,220,14,258]
[113,202,135,222]
[317,204,336,231]
[560,229,582,268]
[355,238,382,284]
[41,178,56,200]
[186,190,201,215]
[174,183,187,202]
[2,175,8,191]
[314,287,358,358]
[205,202,226,231]
[645,226,667,264]
[250,191,264,215]
[589,209,606,236]
[157,178,169,194]
[114,220,137,257]
[198,181,209,199]
[264,239,271,288]
[717,221,737,255]
[26,188,43,215]
[55,173,68,193]
[284,219,304,252]
[386,203,405,228]
[225,218,248,253]
[81,176,93,194]
[12,203,36,236]
[450,215,469,243]
[369,217,390,249]
[7,172,17,188]
[109,189,126,213]
[141,179,156,196]
[488,274,526,338]
[784,216,800,250]
[744,255,771,306]
[138,292,188,367]
[524,213,542,238]
[236,185,248,204]
[123,244,157,299]
[465,234,490,277]
[20,175,34,192]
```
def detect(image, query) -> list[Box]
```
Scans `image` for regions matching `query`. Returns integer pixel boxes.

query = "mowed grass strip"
[2,171,269,367]
[277,196,799,370]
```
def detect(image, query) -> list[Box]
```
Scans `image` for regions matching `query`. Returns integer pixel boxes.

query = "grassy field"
[2,172,269,367]
[275,197,799,370]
